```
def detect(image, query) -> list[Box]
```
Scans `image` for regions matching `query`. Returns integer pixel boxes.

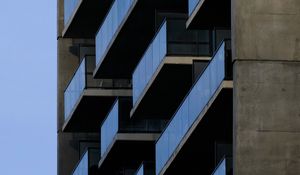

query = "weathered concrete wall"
[232,0,300,174]
[232,0,300,61]
[233,61,300,174]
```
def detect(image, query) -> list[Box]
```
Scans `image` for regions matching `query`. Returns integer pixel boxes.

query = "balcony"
[155,41,233,175]
[63,0,113,38]
[98,97,164,174]
[71,148,99,175]
[187,0,231,29]
[63,56,131,132]
[94,0,187,78]
[131,19,214,119]
[211,157,232,175]
[135,162,155,175]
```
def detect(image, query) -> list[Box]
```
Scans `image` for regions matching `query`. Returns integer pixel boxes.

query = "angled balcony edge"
[62,0,113,38]
[63,0,83,36]
[157,81,233,175]
[62,89,132,132]
[155,40,233,175]
[186,0,231,29]
[130,56,211,119]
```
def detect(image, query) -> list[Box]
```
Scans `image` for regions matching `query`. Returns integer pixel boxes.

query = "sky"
[0,0,57,175]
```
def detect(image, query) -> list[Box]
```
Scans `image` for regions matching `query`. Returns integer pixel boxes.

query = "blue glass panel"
[136,164,144,175]
[64,59,86,120]
[101,100,119,156]
[155,42,226,175]
[72,151,88,175]
[155,130,168,174]
[213,158,226,175]
[132,22,167,105]
[188,0,201,16]
[64,0,80,25]
[145,46,153,83]
[180,100,189,137]
[96,0,135,66]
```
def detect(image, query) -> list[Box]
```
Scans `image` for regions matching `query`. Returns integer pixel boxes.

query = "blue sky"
[0,0,56,175]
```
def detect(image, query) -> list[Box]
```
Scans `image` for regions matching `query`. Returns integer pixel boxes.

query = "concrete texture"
[232,0,300,61]
[57,0,64,38]
[232,0,300,174]
[233,61,300,175]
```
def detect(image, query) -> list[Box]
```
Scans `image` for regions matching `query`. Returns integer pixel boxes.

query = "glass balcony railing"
[101,99,119,156]
[64,0,80,25]
[132,19,211,105]
[211,157,232,175]
[64,56,101,120]
[64,57,87,121]
[96,0,135,66]
[132,22,167,105]
[101,98,166,156]
[64,56,132,121]
[72,148,100,175]
[155,41,231,175]
[189,0,201,16]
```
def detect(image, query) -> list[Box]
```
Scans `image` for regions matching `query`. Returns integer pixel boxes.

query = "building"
[57,0,300,175]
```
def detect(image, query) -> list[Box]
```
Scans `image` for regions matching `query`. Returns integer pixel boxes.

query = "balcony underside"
[186,0,231,29]
[98,133,159,174]
[62,89,131,132]
[131,56,210,119]
[93,0,187,78]
[159,81,233,175]
[62,0,113,38]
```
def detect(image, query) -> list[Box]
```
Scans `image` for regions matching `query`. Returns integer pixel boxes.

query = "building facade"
[57,0,300,175]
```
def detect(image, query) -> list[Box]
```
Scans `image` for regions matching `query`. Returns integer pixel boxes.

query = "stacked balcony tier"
[63,56,131,132]
[156,41,233,175]
[99,97,166,174]
[72,148,99,175]
[63,0,113,37]
[94,0,187,78]
[131,18,216,119]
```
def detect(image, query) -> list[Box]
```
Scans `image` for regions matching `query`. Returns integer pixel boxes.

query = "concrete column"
[232,0,300,174]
